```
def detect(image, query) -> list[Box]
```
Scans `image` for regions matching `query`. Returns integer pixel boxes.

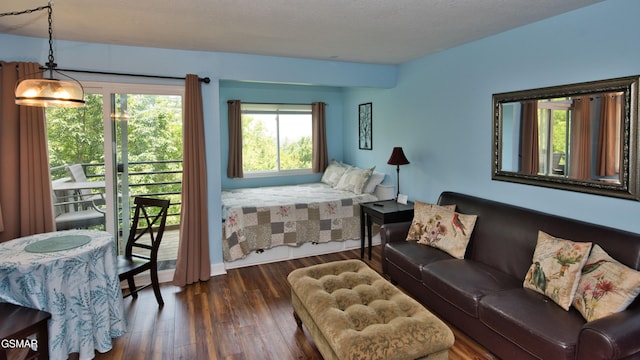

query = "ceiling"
[1,0,603,65]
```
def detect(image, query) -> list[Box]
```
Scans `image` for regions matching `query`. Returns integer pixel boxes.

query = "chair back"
[125,197,170,262]
[66,164,91,200]
[66,164,89,182]
[65,164,105,205]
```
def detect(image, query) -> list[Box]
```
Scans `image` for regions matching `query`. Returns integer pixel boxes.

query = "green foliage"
[553,110,568,155]
[281,136,312,169]
[46,93,184,227]
[241,115,312,172]
[242,115,277,171]
[46,94,105,173]
[117,95,182,164]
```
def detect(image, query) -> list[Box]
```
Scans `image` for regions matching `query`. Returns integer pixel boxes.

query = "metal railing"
[51,160,183,228]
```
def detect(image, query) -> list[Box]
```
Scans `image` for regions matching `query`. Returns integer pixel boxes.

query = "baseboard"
[122,262,227,289]
[211,262,226,276]
[123,236,375,288]
[223,234,381,270]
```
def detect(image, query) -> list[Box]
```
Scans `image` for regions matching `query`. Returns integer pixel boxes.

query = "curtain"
[173,74,210,286]
[0,202,4,232]
[0,61,55,242]
[226,100,243,178]
[569,96,591,180]
[597,94,621,177]
[312,102,328,173]
[520,101,539,175]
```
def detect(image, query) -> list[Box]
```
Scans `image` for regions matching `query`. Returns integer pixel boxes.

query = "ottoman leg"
[293,310,302,328]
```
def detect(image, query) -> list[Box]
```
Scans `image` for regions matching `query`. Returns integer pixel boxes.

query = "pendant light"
[11,2,85,107]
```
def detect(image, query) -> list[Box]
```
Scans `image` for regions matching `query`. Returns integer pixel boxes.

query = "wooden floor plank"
[90,245,496,360]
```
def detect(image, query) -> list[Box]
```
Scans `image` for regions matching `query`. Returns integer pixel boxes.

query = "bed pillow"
[321,160,349,187]
[362,171,385,194]
[523,231,592,311]
[573,244,640,322]
[334,166,375,194]
[406,201,475,259]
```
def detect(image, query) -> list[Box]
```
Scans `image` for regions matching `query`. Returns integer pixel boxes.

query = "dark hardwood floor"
[93,245,497,360]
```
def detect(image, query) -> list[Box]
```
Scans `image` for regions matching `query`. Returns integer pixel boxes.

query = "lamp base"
[395,165,401,199]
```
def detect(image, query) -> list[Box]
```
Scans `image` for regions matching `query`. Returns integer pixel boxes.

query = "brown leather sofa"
[381,191,640,360]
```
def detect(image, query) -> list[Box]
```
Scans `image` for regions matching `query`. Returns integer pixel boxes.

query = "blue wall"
[2,0,639,265]
[0,34,396,265]
[343,0,640,234]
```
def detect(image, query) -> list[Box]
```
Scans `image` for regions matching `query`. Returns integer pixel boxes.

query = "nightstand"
[360,199,414,260]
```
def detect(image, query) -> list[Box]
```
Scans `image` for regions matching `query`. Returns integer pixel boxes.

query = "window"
[537,98,570,176]
[241,103,313,176]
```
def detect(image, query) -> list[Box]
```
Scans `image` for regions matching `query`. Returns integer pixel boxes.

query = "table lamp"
[387,147,410,199]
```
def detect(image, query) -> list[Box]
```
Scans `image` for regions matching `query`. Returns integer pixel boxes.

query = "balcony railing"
[51,160,183,230]
[51,160,183,265]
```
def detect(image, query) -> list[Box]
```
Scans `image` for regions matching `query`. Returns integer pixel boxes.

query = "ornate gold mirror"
[492,76,639,200]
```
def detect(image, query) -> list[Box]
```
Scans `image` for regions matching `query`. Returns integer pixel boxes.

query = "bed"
[221,182,379,262]
[221,161,389,263]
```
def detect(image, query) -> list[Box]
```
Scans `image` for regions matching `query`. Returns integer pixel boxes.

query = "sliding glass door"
[47,82,183,268]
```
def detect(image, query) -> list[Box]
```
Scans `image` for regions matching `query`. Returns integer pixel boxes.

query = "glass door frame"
[81,81,184,246]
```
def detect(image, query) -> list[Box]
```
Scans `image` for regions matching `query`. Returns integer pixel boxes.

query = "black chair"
[117,196,170,306]
[0,302,51,360]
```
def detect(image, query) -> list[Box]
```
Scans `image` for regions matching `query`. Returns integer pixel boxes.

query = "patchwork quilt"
[222,183,377,261]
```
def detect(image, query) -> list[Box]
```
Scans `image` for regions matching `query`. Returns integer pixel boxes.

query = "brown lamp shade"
[387,147,410,165]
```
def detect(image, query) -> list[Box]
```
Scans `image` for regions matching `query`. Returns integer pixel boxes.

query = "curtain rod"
[2,63,206,83]
[47,67,211,84]
[232,101,326,105]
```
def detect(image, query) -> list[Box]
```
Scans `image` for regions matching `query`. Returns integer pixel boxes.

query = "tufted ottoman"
[287,259,454,360]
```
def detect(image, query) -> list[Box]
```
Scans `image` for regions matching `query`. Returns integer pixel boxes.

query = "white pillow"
[334,166,375,194]
[362,171,385,194]
[321,160,349,187]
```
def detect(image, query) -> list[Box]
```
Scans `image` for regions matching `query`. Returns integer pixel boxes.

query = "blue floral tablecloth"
[0,230,127,360]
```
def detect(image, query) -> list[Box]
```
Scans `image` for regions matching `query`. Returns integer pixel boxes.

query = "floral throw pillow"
[523,231,592,310]
[406,201,475,259]
[573,244,640,322]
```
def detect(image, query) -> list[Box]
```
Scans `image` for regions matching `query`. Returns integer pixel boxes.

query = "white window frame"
[241,103,313,178]
[76,81,184,239]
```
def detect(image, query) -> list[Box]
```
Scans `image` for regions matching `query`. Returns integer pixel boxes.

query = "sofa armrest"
[380,221,411,245]
[577,307,640,359]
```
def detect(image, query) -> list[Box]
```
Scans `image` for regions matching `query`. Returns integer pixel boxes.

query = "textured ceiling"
[0,0,603,65]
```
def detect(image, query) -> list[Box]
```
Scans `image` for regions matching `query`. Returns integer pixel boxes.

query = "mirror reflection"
[492,76,639,200]
[500,92,623,183]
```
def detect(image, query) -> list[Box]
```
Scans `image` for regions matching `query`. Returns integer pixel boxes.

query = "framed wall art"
[359,102,372,150]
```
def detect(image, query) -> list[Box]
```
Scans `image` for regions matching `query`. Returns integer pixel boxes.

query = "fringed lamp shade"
[387,147,410,198]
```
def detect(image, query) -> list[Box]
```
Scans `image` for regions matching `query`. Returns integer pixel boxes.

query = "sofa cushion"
[406,201,477,259]
[437,191,640,281]
[480,288,586,360]
[385,241,452,280]
[573,244,640,322]
[421,259,521,318]
[523,231,592,310]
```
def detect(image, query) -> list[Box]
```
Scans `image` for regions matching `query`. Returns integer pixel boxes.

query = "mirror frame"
[492,75,640,200]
